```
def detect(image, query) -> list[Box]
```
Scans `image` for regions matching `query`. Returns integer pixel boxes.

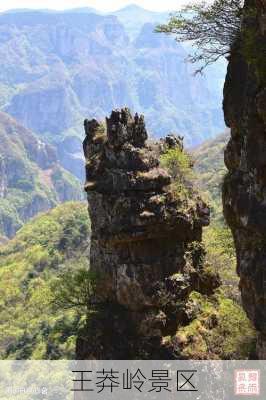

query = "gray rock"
[77,108,219,359]
[222,0,266,359]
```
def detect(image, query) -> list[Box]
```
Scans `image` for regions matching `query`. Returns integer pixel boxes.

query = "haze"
[0,0,192,13]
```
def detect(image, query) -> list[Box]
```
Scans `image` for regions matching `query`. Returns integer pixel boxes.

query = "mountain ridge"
[0,111,83,238]
[0,8,225,181]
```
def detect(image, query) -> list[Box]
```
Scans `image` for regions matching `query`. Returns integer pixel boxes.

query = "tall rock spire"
[77,108,217,359]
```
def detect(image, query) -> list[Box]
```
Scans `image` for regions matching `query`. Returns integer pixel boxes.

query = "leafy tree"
[0,202,91,359]
[50,268,97,318]
[157,0,243,73]
[160,147,193,181]
[160,147,195,202]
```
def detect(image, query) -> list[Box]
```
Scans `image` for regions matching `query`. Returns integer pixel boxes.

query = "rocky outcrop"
[77,108,219,359]
[223,0,266,358]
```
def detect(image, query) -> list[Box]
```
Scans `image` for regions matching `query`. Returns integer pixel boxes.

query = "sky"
[0,0,190,13]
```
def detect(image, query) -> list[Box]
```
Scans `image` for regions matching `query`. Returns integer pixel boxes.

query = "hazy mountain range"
[0,5,226,179]
[3,4,170,37]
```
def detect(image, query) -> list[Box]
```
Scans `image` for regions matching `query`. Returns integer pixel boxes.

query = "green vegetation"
[160,146,195,206]
[192,132,240,296]
[160,147,193,182]
[174,290,256,359]
[203,223,241,302]
[157,0,242,72]
[160,134,256,359]
[51,268,96,317]
[193,133,256,358]
[193,131,229,222]
[242,8,266,85]
[0,202,90,359]
[0,112,83,238]
[0,133,256,360]
[162,136,240,298]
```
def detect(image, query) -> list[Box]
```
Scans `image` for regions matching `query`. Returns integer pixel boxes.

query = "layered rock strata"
[78,108,217,359]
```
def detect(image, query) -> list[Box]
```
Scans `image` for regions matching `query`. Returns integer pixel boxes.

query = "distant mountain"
[0,9,225,180]
[111,4,169,38]
[193,131,230,221]
[3,7,100,14]
[0,112,83,238]
[64,7,101,14]
[3,4,168,26]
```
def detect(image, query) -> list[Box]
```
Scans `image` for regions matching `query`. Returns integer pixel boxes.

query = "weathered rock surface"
[77,108,219,359]
[223,0,266,359]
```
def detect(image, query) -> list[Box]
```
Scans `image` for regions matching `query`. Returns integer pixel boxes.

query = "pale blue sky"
[0,0,192,12]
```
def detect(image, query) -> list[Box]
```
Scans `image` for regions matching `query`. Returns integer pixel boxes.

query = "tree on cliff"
[157,0,243,73]
[51,268,97,318]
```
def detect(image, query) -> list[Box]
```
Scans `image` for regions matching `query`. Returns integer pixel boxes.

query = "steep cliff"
[223,0,266,358]
[77,108,219,359]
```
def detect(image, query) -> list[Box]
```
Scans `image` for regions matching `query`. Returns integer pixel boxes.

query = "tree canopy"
[157,0,243,73]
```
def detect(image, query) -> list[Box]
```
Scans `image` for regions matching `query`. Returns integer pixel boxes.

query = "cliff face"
[78,108,219,359]
[223,0,266,358]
